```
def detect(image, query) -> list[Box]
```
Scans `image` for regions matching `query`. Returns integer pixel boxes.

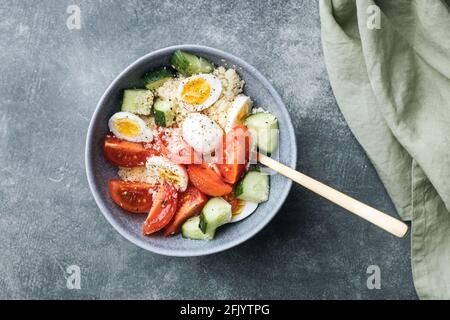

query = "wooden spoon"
[258,153,408,238]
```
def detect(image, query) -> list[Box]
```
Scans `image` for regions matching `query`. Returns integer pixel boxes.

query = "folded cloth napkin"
[319,0,450,299]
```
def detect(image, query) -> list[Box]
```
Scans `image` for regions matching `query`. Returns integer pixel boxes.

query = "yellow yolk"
[157,168,182,186]
[113,118,141,137]
[236,108,248,123]
[181,78,211,105]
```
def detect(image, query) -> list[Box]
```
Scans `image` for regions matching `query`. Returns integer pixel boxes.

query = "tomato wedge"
[187,163,233,196]
[143,183,178,235]
[109,180,155,213]
[104,135,158,167]
[164,185,209,236]
[217,125,251,184]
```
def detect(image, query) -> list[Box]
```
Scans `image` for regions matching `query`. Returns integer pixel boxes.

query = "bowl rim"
[85,44,297,257]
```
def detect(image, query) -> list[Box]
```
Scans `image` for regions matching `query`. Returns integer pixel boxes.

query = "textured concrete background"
[0,0,417,299]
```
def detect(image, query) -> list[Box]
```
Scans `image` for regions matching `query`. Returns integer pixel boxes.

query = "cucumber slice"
[199,197,232,234]
[245,112,278,155]
[153,98,176,127]
[121,89,154,116]
[171,50,214,76]
[143,67,175,90]
[182,216,213,240]
[235,170,269,203]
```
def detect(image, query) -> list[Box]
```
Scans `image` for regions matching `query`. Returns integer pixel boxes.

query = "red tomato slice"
[210,164,223,177]
[104,135,158,167]
[187,164,233,197]
[217,125,251,184]
[109,180,155,213]
[143,183,178,235]
[164,185,209,237]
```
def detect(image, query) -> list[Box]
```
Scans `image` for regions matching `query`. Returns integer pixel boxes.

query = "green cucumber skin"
[199,198,232,234]
[143,67,175,90]
[171,50,214,76]
[235,170,270,203]
[235,168,262,197]
[145,78,169,91]
[245,112,279,155]
[121,89,153,115]
[171,51,189,75]
[234,181,244,198]
[196,56,214,73]
[154,110,167,127]
[199,213,207,234]
[181,216,214,240]
[153,99,176,127]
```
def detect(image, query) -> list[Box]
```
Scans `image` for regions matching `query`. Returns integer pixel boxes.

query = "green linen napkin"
[319,0,450,299]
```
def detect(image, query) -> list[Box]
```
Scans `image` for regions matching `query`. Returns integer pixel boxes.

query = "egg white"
[225,95,252,133]
[108,112,153,142]
[177,74,222,111]
[182,113,223,154]
[146,156,188,192]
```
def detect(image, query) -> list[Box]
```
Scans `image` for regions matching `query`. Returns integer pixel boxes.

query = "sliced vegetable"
[245,112,278,155]
[199,197,232,235]
[109,180,155,213]
[187,164,232,197]
[171,50,214,76]
[182,216,213,240]
[153,98,177,127]
[121,89,154,115]
[143,183,178,235]
[104,135,157,167]
[235,170,269,203]
[144,67,175,90]
[164,185,209,236]
[216,125,250,184]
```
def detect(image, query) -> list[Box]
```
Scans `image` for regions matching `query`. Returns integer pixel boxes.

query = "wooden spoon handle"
[258,153,408,238]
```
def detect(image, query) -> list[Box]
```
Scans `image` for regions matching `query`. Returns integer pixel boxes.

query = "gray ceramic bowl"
[85,45,297,256]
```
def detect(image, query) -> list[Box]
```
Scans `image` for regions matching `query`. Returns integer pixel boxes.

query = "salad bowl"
[85,45,297,256]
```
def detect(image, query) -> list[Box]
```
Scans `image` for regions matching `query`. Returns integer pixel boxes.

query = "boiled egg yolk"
[113,118,141,137]
[157,167,182,186]
[180,78,211,105]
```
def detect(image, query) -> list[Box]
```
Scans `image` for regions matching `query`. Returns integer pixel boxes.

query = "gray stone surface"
[0,0,417,299]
